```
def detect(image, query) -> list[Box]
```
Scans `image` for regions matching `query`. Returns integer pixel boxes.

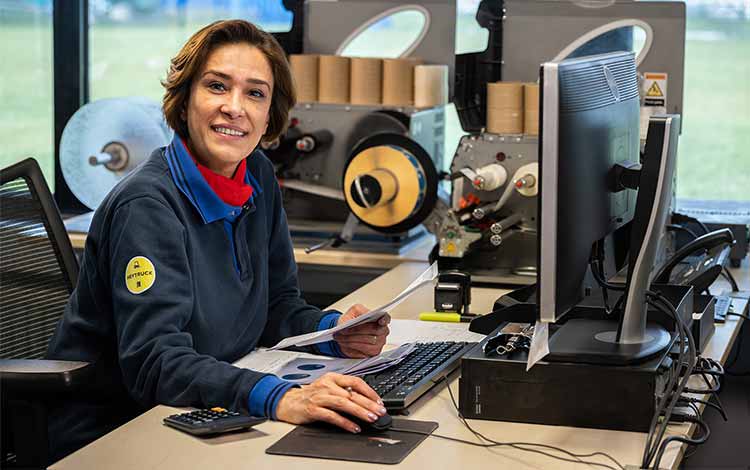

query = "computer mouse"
[368,413,393,432]
[340,411,393,432]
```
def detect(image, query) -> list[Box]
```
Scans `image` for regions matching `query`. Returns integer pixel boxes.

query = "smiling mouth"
[212,125,248,137]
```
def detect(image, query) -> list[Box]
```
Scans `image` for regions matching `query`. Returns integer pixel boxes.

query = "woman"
[47,19,389,461]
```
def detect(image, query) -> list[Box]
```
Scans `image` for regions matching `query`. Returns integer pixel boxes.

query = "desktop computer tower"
[458,324,675,433]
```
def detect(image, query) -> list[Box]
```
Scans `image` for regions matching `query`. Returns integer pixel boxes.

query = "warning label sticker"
[125,256,156,294]
[642,72,667,107]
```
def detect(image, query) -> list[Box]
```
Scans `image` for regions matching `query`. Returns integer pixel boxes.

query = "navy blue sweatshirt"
[46,137,343,461]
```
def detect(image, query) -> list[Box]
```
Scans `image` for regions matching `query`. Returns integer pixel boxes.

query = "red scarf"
[183,139,253,207]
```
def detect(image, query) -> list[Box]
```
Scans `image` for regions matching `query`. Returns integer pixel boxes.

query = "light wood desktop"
[51,262,749,470]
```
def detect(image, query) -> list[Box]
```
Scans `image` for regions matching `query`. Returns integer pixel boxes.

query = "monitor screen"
[538,51,640,323]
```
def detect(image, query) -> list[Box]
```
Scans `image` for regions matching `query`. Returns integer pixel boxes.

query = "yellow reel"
[343,133,438,233]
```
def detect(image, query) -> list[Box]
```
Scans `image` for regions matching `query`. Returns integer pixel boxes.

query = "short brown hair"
[162,20,296,143]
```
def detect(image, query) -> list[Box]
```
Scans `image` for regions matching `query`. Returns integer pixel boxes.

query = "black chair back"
[0,157,78,359]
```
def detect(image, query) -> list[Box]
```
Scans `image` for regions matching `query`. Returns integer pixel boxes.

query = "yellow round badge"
[125,256,156,294]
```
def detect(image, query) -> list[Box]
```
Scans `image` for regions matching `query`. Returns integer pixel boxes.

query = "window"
[0,1,54,186]
[89,0,292,102]
[338,7,429,58]
[678,1,749,202]
[456,0,487,54]
[442,0,492,173]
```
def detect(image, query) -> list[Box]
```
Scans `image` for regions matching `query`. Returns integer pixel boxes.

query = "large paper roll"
[289,54,319,103]
[524,83,540,136]
[414,64,448,108]
[318,55,350,104]
[350,57,383,105]
[60,97,172,210]
[487,82,524,134]
[382,58,420,106]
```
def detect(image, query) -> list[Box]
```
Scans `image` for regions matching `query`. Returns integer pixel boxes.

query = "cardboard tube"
[487,82,524,134]
[524,83,540,135]
[318,55,350,104]
[414,64,448,108]
[382,58,420,106]
[487,81,523,109]
[289,54,319,103]
[487,108,523,134]
[350,57,383,105]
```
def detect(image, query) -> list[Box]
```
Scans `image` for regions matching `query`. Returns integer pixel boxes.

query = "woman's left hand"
[333,304,390,358]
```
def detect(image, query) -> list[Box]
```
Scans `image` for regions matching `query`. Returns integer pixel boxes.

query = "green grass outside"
[1,14,748,201]
[679,24,750,201]
[0,23,55,184]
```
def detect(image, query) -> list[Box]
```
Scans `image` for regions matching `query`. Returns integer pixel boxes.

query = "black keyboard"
[362,341,475,412]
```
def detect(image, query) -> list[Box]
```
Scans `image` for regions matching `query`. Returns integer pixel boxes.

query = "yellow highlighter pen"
[419,312,474,323]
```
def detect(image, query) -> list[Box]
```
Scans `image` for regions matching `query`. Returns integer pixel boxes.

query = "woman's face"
[185,42,273,177]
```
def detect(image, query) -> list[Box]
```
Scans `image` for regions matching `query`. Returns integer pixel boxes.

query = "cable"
[721,268,739,292]
[652,414,710,470]
[642,330,681,467]
[396,376,627,470]
[682,397,727,421]
[696,356,724,373]
[680,361,727,423]
[641,293,687,468]
[393,429,623,470]
[590,243,626,292]
[672,212,710,235]
[451,384,625,470]
[726,312,750,321]
[667,224,699,240]
[694,219,710,235]
[641,291,696,469]
[589,242,625,316]
[683,373,721,394]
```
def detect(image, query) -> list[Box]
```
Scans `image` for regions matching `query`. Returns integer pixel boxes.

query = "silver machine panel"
[304,0,456,96]
[443,134,540,284]
[501,0,685,117]
[286,104,444,192]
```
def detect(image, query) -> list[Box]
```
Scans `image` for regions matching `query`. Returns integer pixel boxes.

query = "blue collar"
[164,136,262,224]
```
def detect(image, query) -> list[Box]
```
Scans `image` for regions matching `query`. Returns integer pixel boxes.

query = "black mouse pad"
[265,418,438,465]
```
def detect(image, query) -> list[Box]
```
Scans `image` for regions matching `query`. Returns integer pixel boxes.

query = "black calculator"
[163,407,267,436]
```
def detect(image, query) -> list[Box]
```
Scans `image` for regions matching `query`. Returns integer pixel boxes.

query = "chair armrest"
[0,359,94,392]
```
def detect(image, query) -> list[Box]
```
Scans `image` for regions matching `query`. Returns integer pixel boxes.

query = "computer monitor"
[537,51,679,364]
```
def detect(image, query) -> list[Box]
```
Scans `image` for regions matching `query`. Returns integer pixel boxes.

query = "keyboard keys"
[364,342,474,409]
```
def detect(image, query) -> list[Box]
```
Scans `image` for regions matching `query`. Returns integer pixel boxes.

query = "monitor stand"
[547,317,673,365]
[547,115,680,366]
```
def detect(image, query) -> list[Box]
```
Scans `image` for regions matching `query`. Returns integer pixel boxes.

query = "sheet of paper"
[269,262,439,350]
[386,319,486,346]
[275,357,359,384]
[526,320,550,371]
[232,348,325,373]
[342,343,417,376]
[234,344,419,385]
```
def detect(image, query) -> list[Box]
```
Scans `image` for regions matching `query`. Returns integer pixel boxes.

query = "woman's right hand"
[275,373,387,433]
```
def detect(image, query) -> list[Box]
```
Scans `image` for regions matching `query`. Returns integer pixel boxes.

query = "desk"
[69,221,435,307]
[67,220,434,271]
[51,262,749,470]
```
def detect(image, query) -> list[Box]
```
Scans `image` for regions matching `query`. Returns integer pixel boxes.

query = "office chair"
[0,158,93,469]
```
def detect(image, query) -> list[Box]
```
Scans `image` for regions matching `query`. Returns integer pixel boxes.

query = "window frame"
[53,0,89,214]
